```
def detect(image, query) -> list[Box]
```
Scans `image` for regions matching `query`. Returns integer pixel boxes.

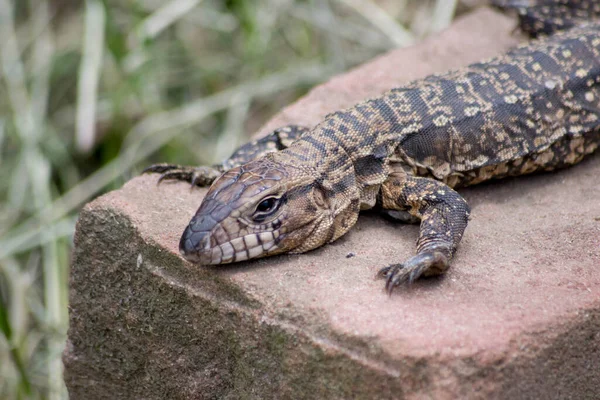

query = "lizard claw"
[157,169,193,185]
[142,163,183,174]
[144,164,222,187]
[378,263,414,295]
[377,250,449,294]
[376,264,394,278]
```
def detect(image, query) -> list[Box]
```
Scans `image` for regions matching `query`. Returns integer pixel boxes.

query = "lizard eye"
[256,197,278,213]
[252,196,281,221]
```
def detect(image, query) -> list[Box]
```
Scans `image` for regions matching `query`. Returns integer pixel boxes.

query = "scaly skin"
[492,0,600,37]
[145,19,600,293]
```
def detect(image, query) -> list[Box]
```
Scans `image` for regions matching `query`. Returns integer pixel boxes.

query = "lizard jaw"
[179,223,282,265]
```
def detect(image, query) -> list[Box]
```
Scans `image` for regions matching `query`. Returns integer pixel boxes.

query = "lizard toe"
[142,163,183,174]
[382,250,450,294]
[157,169,194,185]
[153,166,221,187]
[382,263,406,294]
[376,264,394,278]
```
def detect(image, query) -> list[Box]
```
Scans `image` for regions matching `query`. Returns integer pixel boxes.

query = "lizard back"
[396,23,600,187]
[300,23,600,195]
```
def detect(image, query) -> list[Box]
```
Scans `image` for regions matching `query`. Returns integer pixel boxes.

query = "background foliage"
[0,0,477,398]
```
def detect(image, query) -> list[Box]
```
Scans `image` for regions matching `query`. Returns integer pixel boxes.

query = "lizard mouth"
[179,227,281,265]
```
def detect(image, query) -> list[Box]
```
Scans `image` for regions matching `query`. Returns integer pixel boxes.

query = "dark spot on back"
[330,172,355,195]
[354,154,386,178]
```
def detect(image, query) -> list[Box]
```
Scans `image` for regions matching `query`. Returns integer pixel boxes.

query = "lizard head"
[178,154,360,265]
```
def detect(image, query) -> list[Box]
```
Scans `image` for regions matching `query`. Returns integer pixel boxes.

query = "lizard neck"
[299,102,401,209]
[270,130,362,243]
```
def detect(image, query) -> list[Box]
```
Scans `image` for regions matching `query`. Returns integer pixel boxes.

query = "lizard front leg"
[144,125,310,187]
[378,173,470,293]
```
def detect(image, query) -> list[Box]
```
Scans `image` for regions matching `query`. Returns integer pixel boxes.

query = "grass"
[0,0,467,397]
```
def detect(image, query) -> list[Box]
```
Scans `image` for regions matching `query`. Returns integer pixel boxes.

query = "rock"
[63,7,600,400]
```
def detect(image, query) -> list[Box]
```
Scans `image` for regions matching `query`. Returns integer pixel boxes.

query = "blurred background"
[0,0,482,398]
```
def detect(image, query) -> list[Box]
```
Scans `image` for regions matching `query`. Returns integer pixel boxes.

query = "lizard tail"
[491,0,600,37]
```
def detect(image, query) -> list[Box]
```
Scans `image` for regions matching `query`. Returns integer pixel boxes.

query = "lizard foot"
[143,163,222,187]
[377,250,448,294]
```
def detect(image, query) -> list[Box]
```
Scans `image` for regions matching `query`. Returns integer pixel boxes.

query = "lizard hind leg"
[378,174,470,294]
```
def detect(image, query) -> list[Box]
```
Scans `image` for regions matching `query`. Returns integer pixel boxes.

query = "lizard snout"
[179,224,211,263]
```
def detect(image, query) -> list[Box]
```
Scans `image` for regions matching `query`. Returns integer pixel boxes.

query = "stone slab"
[63,7,600,400]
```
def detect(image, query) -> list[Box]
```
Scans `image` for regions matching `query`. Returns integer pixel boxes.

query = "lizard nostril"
[179,226,210,257]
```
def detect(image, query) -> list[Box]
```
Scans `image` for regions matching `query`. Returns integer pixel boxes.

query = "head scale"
[179,154,360,265]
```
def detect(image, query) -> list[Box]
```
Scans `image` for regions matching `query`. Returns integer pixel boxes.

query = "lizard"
[145,2,600,294]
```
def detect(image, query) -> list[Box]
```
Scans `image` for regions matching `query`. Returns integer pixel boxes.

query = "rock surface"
[63,7,600,400]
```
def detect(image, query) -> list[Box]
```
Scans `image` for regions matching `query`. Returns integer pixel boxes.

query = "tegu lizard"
[146,1,600,293]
